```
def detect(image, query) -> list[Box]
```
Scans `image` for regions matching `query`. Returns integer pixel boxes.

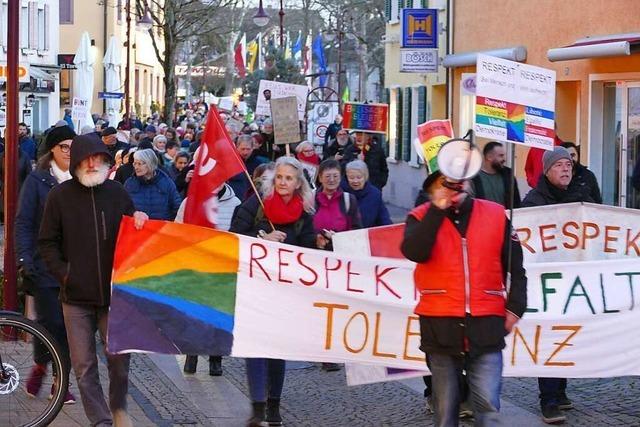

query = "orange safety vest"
[409,199,506,317]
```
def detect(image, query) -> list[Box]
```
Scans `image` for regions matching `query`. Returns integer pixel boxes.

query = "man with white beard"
[38,133,148,427]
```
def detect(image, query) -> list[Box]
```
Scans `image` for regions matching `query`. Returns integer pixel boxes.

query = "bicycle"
[0,310,68,426]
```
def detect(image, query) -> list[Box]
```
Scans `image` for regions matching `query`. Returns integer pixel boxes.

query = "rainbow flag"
[108,217,239,355]
[415,119,454,173]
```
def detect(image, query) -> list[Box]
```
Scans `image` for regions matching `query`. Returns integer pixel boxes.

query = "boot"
[209,356,223,376]
[113,409,133,427]
[183,355,198,374]
[247,401,267,427]
[266,398,283,426]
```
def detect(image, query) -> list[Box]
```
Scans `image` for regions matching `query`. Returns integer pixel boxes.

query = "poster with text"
[256,80,309,120]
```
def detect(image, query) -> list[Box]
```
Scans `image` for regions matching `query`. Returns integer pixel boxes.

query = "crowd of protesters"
[8,94,622,427]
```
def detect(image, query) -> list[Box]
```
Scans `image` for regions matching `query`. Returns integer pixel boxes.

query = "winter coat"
[124,169,182,220]
[470,166,522,209]
[38,135,136,306]
[15,168,61,291]
[230,194,316,248]
[227,154,268,200]
[343,143,389,189]
[341,181,391,228]
[522,176,594,207]
[573,163,602,204]
[174,183,241,231]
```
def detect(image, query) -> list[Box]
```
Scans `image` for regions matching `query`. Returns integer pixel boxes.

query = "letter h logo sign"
[401,9,438,49]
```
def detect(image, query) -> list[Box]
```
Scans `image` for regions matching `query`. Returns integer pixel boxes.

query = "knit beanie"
[542,146,572,175]
[45,125,76,152]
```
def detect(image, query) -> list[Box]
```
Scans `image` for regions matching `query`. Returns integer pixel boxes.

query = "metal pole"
[279,0,285,48]
[4,0,20,312]
[337,20,342,100]
[124,0,131,121]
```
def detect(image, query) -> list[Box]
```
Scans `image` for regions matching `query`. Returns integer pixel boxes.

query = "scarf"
[50,161,72,184]
[263,192,304,224]
[297,152,320,165]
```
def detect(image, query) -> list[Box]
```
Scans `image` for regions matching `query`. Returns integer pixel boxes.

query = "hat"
[70,133,113,177]
[422,170,443,193]
[101,126,117,137]
[45,125,76,152]
[54,120,68,128]
[145,125,157,133]
[542,146,572,175]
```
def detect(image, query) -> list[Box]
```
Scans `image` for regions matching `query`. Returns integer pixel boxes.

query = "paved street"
[34,352,640,426]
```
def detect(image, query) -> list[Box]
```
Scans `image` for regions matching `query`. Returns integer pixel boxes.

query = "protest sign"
[342,102,389,134]
[475,54,556,150]
[256,80,309,120]
[414,119,454,173]
[108,204,640,381]
[270,96,301,146]
[307,102,339,146]
[71,97,89,121]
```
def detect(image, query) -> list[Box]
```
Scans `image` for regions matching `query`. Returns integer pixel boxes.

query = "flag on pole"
[303,33,312,75]
[313,34,327,86]
[234,33,246,78]
[342,86,350,103]
[246,35,259,73]
[292,31,302,64]
[284,31,292,59]
[258,32,263,70]
[184,106,246,228]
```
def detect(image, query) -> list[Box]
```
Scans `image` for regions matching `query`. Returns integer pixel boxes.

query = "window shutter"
[397,0,403,20]
[417,86,427,124]
[43,4,49,50]
[0,3,6,48]
[28,1,37,50]
[402,87,412,162]
[395,89,403,161]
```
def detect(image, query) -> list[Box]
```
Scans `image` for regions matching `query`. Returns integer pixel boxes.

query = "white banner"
[256,80,309,120]
[332,203,640,384]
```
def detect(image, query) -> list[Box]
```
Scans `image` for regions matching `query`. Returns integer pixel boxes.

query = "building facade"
[58,0,165,123]
[0,0,61,135]
[448,0,640,209]
[382,0,448,210]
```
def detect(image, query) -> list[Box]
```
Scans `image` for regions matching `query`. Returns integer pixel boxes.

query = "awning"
[29,64,60,81]
[547,32,640,62]
[442,46,527,68]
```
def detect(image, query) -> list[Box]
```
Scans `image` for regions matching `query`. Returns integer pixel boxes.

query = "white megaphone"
[436,130,482,188]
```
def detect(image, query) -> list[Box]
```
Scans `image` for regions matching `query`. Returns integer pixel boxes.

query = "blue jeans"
[429,352,502,427]
[245,358,285,402]
[538,378,567,407]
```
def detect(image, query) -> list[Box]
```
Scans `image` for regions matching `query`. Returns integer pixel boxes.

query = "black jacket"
[15,168,60,291]
[471,166,521,209]
[522,176,594,207]
[38,135,135,306]
[230,194,316,248]
[401,198,527,357]
[343,143,389,189]
[573,163,602,204]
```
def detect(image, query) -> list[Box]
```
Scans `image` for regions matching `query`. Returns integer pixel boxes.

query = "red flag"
[184,106,246,227]
[234,40,246,78]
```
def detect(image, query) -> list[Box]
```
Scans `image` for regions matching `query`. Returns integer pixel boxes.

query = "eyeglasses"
[57,144,71,153]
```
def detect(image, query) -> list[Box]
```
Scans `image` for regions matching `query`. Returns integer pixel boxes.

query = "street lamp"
[253,0,269,27]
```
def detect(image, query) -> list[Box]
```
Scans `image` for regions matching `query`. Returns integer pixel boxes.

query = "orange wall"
[451,0,640,172]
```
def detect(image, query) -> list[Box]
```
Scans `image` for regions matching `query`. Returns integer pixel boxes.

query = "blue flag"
[312,34,327,86]
[292,31,302,61]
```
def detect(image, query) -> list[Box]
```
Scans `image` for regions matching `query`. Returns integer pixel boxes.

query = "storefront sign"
[399,49,439,73]
[0,63,30,82]
[342,102,389,134]
[98,91,124,99]
[401,9,438,49]
[58,54,77,70]
[475,54,556,150]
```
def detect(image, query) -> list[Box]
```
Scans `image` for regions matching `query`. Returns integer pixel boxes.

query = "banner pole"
[506,146,516,294]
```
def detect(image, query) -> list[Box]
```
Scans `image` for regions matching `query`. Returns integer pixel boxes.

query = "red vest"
[409,199,506,317]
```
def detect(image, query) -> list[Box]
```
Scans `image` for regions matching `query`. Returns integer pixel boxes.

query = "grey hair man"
[38,134,148,427]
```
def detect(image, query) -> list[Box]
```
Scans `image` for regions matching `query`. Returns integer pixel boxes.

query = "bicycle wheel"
[0,313,68,427]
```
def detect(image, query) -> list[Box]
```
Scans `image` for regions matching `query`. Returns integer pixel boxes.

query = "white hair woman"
[124,148,182,220]
[229,156,315,426]
[152,134,168,153]
[342,159,392,228]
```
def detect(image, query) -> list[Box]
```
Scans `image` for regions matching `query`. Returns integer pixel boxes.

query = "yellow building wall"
[451,0,640,174]
[59,2,165,118]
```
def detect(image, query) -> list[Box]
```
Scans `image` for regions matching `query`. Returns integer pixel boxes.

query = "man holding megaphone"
[401,132,528,427]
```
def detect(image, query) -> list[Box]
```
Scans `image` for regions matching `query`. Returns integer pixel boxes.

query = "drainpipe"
[446,0,454,119]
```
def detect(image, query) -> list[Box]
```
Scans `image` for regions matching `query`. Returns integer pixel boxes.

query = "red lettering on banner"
[581,222,600,249]
[539,224,557,252]
[277,248,294,284]
[324,258,342,289]
[517,227,535,253]
[604,226,621,253]
[375,266,401,300]
[346,261,363,293]
[561,221,580,249]
[626,230,640,256]
[297,253,318,286]
[249,243,271,281]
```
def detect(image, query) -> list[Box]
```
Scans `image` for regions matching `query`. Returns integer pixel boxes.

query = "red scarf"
[297,152,320,165]
[263,192,304,224]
